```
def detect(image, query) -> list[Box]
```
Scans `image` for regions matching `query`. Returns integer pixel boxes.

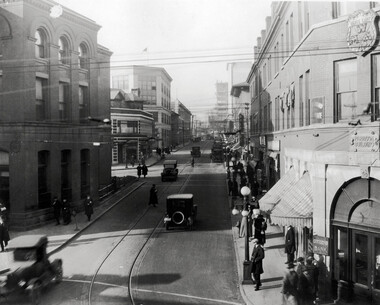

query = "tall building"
[171,99,192,147]
[111,66,172,149]
[248,2,380,303]
[209,82,228,132]
[0,1,112,229]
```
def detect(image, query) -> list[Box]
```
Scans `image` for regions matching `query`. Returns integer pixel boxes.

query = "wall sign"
[350,130,379,152]
[347,9,378,56]
[313,235,330,256]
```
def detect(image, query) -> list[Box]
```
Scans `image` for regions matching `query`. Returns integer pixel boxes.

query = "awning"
[231,142,241,151]
[270,171,313,228]
[259,166,298,211]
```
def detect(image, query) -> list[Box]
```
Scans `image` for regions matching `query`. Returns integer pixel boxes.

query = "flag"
[142,47,148,52]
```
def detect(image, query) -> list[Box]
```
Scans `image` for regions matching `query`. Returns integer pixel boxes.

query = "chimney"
[257,37,262,50]
[261,30,266,43]
[254,46,258,61]
[266,16,272,32]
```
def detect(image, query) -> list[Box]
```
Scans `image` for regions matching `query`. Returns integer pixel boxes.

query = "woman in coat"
[142,164,148,178]
[83,195,94,221]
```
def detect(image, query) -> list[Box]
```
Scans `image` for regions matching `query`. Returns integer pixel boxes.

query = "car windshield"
[13,248,37,261]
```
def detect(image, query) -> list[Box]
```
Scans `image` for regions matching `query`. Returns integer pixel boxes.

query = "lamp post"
[232,185,252,284]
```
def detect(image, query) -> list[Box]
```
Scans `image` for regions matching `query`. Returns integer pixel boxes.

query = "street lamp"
[232,185,252,284]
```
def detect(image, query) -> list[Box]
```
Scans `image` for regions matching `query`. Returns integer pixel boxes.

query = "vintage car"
[0,234,63,304]
[164,194,197,230]
[191,146,201,157]
[161,160,178,182]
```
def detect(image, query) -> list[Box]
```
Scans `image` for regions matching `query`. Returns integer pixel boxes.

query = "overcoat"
[84,198,94,216]
[285,226,296,254]
[251,244,264,275]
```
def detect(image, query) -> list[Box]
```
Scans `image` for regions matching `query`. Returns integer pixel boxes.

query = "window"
[264,105,268,132]
[38,150,50,209]
[268,101,272,131]
[275,97,280,131]
[290,14,294,52]
[299,75,304,127]
[305,70,310,126]
[268,55,272,82]
[79,86,88,120]
[332,2,339,19]
[35,29,46,58]
[371,54,380,121]
[112,75,129,91]
[58,37,69,64]
[80,149,90,199]
[78,43,88,69]
[59,82,69,121]
[304,1,310,33]
[36,78,47,121]
[286,21,290,57]
[61,150,72,201]
[334,59,357,122]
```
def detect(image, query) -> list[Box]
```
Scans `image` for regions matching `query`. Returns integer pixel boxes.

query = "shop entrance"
[331,177,380,304]
[352,231,380,304]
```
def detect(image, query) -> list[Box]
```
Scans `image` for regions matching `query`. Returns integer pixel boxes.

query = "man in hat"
[250,238,265,291]
[281,262,299,305]
[285,225,296,264]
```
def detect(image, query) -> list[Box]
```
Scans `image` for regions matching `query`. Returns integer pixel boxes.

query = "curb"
[48,181,146,256]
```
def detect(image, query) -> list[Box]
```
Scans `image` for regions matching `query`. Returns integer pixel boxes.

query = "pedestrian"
[296,257,308,305]
[131,155,135,167]
[62,199,71,225]
[83,194,94,221]
[142,164,148,178]
[250,238,264,291]
[299,255,319,305]
[0,216,10,252]
[137,164,142,180]
[228,178,233,196]
[254,213,267,245]
[52,196,61,225]
[281,262,299,305]
[191,156,195,167]
[0,202,7,221]
[148,184,158,207]
[285,225,296,264]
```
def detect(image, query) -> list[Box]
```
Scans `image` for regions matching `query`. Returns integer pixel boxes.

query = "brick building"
[248,2,380,303]
[0,1,112,229]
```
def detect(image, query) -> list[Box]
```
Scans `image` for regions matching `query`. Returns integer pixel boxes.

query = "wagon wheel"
[55,261,63,284]
[30,281,41,305]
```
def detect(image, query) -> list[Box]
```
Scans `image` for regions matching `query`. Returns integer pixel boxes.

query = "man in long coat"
[251,238,265,290]
[149,184,158,207]
[83,195,94,221]
[52,197,62,225]
[285,225,296,264]
[142,164,148,178]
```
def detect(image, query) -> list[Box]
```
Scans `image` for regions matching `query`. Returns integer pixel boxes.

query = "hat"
[251,238,259,244]
[297,257,304,263]
[287,262,295,269]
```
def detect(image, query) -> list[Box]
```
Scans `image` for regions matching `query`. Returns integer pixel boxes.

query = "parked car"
[0,234,63,304]
[161,160,178,181]
[191,146,201,157]
[164,194,197,230]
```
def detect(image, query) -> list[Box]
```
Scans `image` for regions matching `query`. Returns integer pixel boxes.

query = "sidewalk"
[231,204,287,305]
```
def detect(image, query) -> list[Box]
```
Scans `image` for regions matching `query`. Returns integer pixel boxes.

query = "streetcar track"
[85,162,192,305]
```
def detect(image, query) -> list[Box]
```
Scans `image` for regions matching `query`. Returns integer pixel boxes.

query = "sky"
[58,0,272,121]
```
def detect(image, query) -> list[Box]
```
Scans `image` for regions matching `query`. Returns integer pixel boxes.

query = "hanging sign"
[313,235,330,255]
[347,9,378,56]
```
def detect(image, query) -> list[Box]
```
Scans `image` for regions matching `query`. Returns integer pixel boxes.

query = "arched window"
[58,36,69,64]
[78,43,88,69]
[35,29,47,58]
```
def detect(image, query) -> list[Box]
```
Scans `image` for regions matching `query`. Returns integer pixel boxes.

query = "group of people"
[0,202,10,252]
[136,164,148,180]
[52,194,94,225]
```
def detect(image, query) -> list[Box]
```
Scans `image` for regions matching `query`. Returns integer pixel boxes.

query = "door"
[352,231,380,304]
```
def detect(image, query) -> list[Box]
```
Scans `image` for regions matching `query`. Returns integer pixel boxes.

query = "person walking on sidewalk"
[136,164,142,180]
[0,216,10,252]
[250,238,265,291]
[281,262,299,305]
[142,164,148,178]
[52,196,62,225]
[62,199,72,225]
[148,184,158,207]
[83,194,94,221]
[285,225,296,264]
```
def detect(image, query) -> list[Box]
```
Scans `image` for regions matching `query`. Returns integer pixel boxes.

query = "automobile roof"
[7,234,48,249]
[167,193,193,200]
[163,160,177,165]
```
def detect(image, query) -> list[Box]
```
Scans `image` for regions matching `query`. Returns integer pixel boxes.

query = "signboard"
[347,9,378,56]
[268,140,280,151]
[350,130,379,152]
[313,235,330,255]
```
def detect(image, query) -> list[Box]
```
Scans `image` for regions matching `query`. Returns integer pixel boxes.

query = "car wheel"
[30,281,41,305]
[55,261,63,284]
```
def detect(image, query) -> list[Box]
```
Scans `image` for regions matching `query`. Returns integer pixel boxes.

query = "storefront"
[331,177,380,304]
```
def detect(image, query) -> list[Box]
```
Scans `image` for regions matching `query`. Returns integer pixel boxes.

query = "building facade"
[110,89,154,165]
[0,0,112,229]
[171,99,192,147]
[111,66,172,150]
[248,2,380,303]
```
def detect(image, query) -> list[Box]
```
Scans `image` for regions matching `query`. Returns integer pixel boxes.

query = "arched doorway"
[331,177,380,304]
